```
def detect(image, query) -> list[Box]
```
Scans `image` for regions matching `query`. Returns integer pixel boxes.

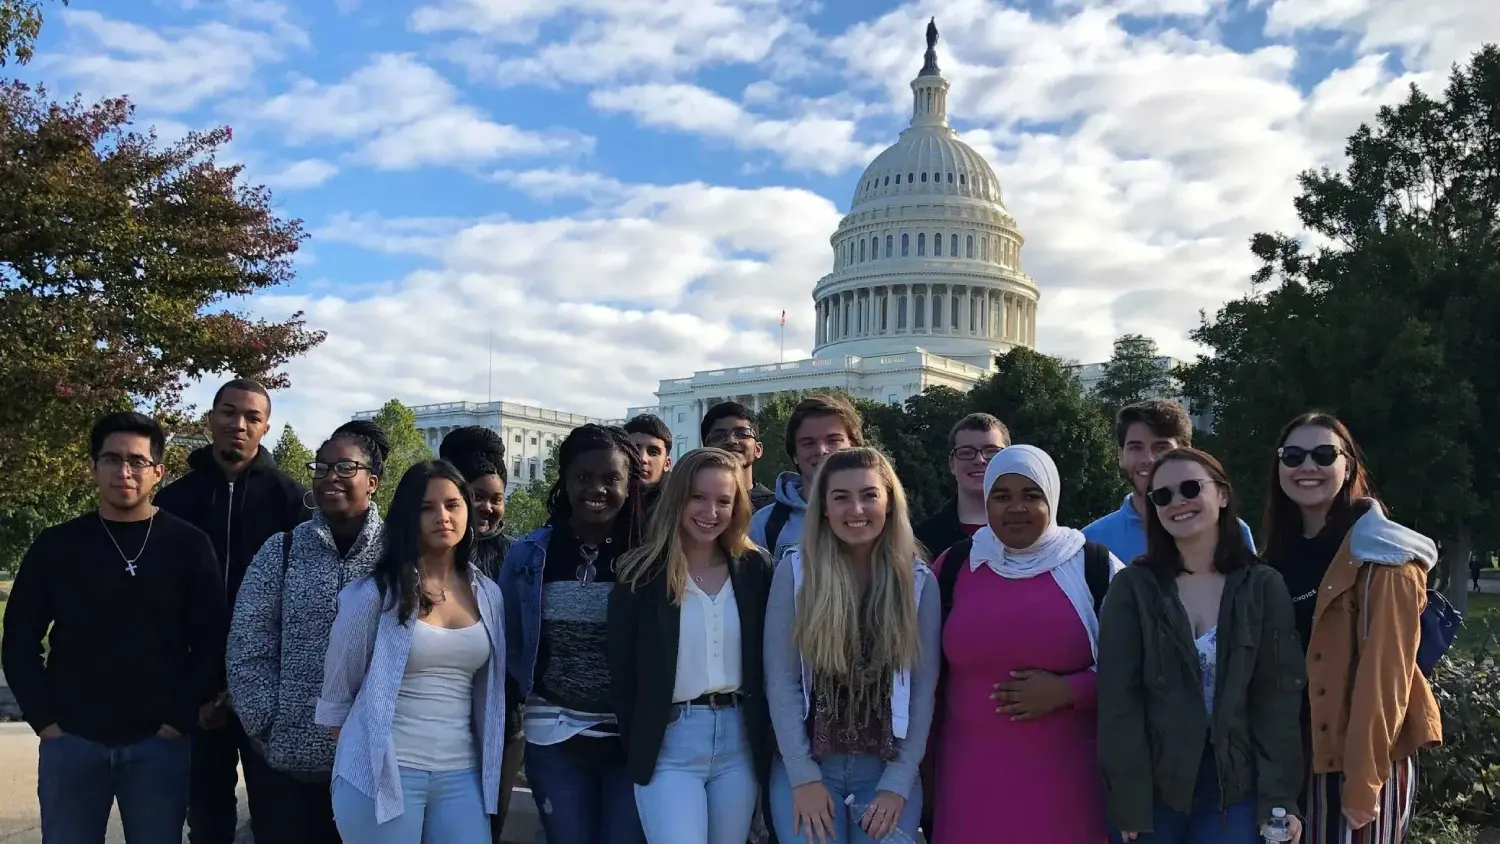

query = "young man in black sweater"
[2,411,226,844]
[153,378,308,844]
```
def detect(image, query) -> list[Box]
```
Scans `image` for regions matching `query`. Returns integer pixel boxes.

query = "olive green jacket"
[1097,562,1306,833]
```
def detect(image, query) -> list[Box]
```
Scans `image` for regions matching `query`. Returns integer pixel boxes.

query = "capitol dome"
[811,19,1038,370]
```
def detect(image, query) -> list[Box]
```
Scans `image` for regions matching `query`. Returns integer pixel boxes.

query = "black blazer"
[606,548,775,788]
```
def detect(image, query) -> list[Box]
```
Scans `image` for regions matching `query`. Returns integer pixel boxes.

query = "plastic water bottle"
[843,794,918,844]
[1261,807,1293,843]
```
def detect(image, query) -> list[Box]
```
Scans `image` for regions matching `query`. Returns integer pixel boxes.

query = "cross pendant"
[126,562,137,576]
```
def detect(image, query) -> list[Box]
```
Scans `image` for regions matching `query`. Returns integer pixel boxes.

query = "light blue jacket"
[315,568,506,824]
[748,472,810,562]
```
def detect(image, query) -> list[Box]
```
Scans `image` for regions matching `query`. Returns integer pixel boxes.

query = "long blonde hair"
[795,447,921,690]
[617,448,756,603]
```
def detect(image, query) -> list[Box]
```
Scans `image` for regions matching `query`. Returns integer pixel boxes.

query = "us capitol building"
[364,22,1181,479]
[632,22,1064,455]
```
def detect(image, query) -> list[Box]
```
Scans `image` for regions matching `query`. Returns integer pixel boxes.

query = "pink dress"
[930,553,1109,844]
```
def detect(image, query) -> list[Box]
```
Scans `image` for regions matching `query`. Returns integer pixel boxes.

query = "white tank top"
[391,620,490,771]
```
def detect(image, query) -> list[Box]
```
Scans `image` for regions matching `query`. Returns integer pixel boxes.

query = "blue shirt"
[316,568,507,824]
[1082,495,1258,564]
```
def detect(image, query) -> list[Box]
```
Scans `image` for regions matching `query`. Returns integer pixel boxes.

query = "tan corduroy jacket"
[1305,505,1443,817]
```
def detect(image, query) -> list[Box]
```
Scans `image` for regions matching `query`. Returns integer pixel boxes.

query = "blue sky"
[19,0,1498,442]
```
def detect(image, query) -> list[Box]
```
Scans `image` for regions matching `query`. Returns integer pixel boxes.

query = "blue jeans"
[332,767,489,843]
[633,704,759,844]
[525,738,645,844]
[38,732,192,844]
[769,753,923,844]
[1117,748,1259,844]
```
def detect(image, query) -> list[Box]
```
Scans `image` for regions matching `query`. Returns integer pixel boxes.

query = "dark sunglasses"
[952,445,1004,462]
[1149,479,1218,508]
[309,460,370,479]
[1277,444,1343,469]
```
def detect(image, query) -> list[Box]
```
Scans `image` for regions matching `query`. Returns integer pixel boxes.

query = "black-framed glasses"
[95,454,158,473]
[1277,444,1343,469]
[705,426,757,445]
[1149,479,1218,507]
[951,445,1004,462]
[309,460,370,479]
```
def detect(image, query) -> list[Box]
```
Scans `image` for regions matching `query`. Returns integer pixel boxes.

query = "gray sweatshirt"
[763,552,941,797]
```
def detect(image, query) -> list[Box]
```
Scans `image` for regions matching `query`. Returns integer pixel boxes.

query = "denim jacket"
[315,567,506,824]
[497,525,551,699]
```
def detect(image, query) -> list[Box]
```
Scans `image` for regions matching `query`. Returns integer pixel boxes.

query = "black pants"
[188,718,338,844]
[187,716,251,844]
[248,760,340,844]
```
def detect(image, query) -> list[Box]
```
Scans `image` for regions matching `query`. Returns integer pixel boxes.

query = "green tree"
[0,0,63,67]
[271,424,314,489]
[0,85,321,519]
[504,485,548,537]
[860,386,971,523]
[1178,46,1500,611]
[1092,333,1172,419]
[967,348,1127,527]
[369,400,432,512]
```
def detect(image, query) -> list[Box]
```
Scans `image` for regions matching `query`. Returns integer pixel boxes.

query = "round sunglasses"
[1148,478,1219,508]
[1276,444,1343,469]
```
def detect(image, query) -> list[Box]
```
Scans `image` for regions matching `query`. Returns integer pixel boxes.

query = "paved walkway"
[0,723,541,843]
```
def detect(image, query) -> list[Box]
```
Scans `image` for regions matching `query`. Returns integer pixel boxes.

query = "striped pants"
[1305,756,1417,844]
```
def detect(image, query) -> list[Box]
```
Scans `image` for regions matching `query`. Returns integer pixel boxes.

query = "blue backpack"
[1417,588,1462,676]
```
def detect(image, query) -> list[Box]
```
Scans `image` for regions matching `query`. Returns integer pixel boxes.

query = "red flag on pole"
[780,310,787,326]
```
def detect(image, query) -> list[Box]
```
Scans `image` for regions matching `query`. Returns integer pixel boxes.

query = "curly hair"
[439,425,508,484]
[320,420,392,476]
[545,423,648,548]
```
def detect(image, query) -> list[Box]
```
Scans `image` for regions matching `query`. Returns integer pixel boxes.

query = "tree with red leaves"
[0,82,324,528]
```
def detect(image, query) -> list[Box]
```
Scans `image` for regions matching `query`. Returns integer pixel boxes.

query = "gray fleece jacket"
[227,508,384,775]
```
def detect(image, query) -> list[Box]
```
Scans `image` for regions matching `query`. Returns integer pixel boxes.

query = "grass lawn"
[1461,591,1500,651]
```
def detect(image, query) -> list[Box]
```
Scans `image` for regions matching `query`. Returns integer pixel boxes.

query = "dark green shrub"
[1418,636,1500,827]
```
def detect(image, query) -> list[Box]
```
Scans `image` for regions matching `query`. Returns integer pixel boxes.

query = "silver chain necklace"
[100,511,155,576]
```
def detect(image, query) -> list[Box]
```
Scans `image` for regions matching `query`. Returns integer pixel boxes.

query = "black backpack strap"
[1083,541,1110,613]
[938,538,972,626]
[764,502,793,554]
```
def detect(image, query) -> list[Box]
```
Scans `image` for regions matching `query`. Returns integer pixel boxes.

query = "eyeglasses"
[951,445,1004,462]
[1149,479,1219,507]
[96,454,158,473]
[309,460,370,479]
[1277,444,1343,469]
[705,427,757,445]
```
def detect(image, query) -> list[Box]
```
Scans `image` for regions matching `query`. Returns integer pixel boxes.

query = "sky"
[20,0,1500,444]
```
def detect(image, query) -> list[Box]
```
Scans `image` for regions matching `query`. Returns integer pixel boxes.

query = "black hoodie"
[155,445,309,607]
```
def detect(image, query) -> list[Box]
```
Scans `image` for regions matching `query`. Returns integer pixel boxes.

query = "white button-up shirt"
[672,577,742,703]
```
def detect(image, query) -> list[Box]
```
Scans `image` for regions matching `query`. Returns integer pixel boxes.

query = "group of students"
[0,381,1442,844]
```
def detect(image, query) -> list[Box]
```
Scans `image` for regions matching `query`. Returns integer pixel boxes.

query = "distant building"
[350,401,620,490]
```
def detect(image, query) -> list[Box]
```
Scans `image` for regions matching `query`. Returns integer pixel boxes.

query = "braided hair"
[439,426,507,485]
[545,423,648,549]
[320,420,392,476]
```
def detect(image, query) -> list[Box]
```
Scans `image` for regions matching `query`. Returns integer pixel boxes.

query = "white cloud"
[262,159,340,191]
[1260,0,1500,72]
[41,6,305,113]
[257,178,840,438]
[588,84,881,175]
[410,0,812,85]
[255,54,594,170]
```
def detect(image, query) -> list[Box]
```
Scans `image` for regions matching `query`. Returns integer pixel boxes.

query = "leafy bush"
[1418,636,1500,827]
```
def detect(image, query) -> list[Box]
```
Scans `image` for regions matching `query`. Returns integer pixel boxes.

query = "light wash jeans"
[633,703,759,844]
[332,767,489,844]
[769,753,922,844]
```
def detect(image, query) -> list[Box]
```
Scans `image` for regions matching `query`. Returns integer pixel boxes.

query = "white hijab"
[969,444,1107,664]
